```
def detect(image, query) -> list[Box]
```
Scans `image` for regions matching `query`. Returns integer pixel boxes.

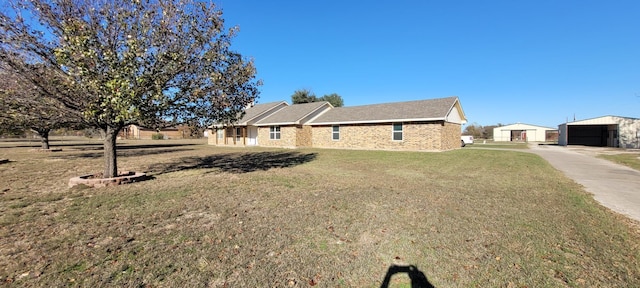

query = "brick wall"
[207,129,216,145]
[440,122,462,150]
[311,121,461,151]
[208,122,462,151]
[257,126,297,148]
[295,125,313,147]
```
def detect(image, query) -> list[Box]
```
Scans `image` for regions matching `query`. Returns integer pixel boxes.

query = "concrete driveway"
[527,144,640,223]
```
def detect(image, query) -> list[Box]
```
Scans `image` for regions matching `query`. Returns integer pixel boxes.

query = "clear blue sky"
[217,0,638,128]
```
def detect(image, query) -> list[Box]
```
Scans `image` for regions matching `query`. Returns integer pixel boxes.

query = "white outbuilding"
[493,123,556,142]
[558,115,640,148]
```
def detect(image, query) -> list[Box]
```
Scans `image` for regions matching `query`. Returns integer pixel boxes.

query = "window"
[332,125,340,140]
[392,123,403,141]
[270,126,281,140]
[236,127,242,142]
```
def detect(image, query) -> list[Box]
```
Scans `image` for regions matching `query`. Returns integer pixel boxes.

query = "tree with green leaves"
[0,0,261,178]
[291,89,317,104]
[291,89,344,107]
[319,93,344,107]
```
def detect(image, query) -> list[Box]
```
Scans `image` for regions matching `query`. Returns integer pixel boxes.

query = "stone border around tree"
[68,171,148,188]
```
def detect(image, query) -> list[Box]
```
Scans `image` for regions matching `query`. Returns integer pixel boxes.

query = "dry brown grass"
[1,138,639,287]
[599,152,640,171]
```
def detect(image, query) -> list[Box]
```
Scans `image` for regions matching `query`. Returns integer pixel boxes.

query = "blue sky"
[218,0,640,128]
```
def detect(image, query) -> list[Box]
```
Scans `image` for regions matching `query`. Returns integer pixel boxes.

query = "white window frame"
[270,126,281,140]
[332,125,340,141]
[392,123,403,141]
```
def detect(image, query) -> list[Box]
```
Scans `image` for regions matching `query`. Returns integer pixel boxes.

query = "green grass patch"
[0,139,638,287]
[467,142,530,149]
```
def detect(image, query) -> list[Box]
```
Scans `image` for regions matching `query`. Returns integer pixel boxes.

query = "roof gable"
[309,96,463,125]
[255,102,333,126]
[237,101,288,125]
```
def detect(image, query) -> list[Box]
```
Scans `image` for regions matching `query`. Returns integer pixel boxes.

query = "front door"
[247,126,258,146]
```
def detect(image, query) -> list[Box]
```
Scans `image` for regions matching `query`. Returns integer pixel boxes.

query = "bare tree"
[1,0,261,177]
[0,64,83,149]
[463,123,484,139]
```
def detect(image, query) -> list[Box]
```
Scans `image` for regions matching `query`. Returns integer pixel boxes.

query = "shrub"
[152,133,164,140]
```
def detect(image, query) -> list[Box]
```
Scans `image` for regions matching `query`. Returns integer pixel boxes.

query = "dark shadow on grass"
[40,143,200,159]
[117,148,195,157]
[9,144,101,149]
[50,148,195,160]
[5,142,198,150]
[3,142,104,148]
[117,143,200,150]
[146,151,317,174]
[63,142,199,151]
[63,143,201,153]
[380,265,435,288]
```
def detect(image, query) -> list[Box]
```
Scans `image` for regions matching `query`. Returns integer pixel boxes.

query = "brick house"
[208,96,467,151]
[208,101,288,146]
[308,97,466,151]
[254,101,333,148]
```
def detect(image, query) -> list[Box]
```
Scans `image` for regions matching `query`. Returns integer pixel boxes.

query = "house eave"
[255,122,299,127]
[309,117,447,126]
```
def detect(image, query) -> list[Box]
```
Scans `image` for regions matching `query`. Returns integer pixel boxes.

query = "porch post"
[232,127,236,145]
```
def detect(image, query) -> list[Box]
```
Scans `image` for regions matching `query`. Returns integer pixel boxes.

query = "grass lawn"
[599,152,640,171]
[464,142,530,149]
[1,138,639,287]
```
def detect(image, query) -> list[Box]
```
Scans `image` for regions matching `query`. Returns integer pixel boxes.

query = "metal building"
[558,116,640,148]
[493,123,556,142]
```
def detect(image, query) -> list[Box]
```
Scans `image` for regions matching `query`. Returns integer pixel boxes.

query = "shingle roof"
[255,101,331,125]
[237,101,287,125]
[309,96,460,125]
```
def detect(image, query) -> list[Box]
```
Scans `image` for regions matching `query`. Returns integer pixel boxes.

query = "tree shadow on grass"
[146,151,317,174]
[50,148,195,159]
[117,143,200,150]
[67,142,200,151]
[7,142,198,150]
[380,265,435,288]
[8,142,104,149]
[44,143,200,159]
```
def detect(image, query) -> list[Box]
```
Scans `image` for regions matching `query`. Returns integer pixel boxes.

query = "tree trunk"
[34,128,51,149]
[102,126,121,178]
